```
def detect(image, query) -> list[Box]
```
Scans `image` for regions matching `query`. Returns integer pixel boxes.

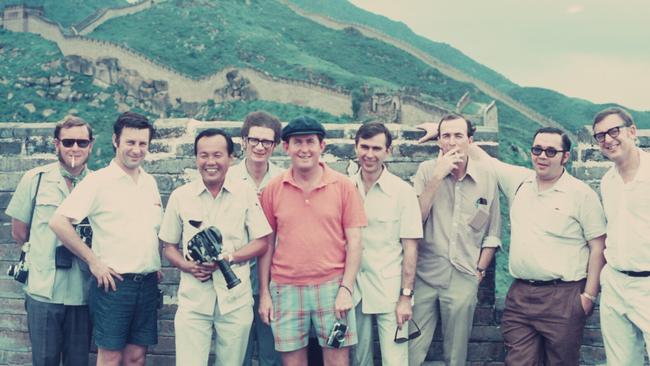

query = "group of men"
[6,107,649,366]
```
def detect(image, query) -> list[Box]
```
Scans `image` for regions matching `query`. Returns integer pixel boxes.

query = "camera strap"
[25,172,44,244]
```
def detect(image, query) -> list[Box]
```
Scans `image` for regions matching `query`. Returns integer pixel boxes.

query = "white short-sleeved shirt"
[56,160,163,274]
[158,177,272,315]
[227,159,284,296]
[352,167,423,314]
[6,162,90,305]
[490,158,607,281]
[601,148,650,271]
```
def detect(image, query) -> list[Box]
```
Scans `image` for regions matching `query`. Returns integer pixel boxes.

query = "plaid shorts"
[270,277,357,352]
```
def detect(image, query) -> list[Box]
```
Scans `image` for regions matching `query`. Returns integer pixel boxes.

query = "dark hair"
[241,111,282,144]
[438,113,476,138]
[113,112,155,143]
[354,122,393,148]
[592,107,635,129]
[55,115,93,140]
[533,127,572,151]
[194,128,234,156]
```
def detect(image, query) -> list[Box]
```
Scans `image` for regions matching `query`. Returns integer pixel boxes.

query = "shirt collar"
[353,165,398,197]
[105,159,143,180]
[635,149,650,182]
[232,158,281,182]
[281,162,336,189]
[192,177,235,197]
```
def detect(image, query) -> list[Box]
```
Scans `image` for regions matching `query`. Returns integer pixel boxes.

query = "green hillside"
[287,0,650,130]
[88,0,485,109]
[288,0,516,92]
[0,0,128,27]
[0,29,347,169]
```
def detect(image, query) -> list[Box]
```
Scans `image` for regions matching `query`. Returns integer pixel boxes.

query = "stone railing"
[3,119,640,365]
[1,119,500,365]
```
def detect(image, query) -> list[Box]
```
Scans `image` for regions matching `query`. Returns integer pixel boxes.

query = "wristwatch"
[400,288,414,297]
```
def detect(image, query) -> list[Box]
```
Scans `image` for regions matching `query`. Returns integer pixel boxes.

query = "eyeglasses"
[394,319,421,344]
[246,137,274,149]
[530,146,565,158]
[593,125,625,143]
[60,139,91,148]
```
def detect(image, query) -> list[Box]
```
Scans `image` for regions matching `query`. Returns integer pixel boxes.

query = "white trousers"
[175,303,253,366]
[600,264,650,366]
[353,303,408,366]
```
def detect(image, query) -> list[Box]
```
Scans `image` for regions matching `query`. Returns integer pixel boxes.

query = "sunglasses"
[246,137,274,149]
[593,125,625,143]
[60,139,91,148]
[394,319,421,344]
[530,146,565,158]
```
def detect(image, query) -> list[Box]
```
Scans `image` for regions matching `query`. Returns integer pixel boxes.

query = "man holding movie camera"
[6,116,94,366]
[159,128,272,365]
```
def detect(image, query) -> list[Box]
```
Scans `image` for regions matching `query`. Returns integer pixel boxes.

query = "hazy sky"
[350,0,650,111]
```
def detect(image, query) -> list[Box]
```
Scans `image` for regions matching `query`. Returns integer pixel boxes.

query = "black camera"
[7,248,29,284]
[326,322,347,348]
[74,217,93,247]
[186,226,241,289]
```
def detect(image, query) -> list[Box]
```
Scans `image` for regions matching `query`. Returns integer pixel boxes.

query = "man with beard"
[50,112,163,366]
[6,116,94,366]
[417,123,606,365]
[592,107,650,365]
[159,128,272,365]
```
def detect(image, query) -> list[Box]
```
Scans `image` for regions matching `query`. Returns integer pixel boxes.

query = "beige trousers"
[408,269,479,366]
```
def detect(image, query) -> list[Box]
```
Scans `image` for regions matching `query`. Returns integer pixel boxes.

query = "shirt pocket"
[30,189,63,268]
[370,210,400,243]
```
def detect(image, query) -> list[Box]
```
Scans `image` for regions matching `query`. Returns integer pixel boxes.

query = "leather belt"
[617,269,650,278]
[517,278,576,286]
[121,272,156,282]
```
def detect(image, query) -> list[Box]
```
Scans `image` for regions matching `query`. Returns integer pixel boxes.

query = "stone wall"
[2,120,641,365]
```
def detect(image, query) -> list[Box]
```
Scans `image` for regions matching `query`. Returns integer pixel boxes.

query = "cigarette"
[71,156,76,168]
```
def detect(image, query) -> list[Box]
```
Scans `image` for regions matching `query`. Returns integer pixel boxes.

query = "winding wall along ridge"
[280,0,572,137]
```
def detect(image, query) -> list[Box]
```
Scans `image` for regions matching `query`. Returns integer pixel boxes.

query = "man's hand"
[89,259,123,292]
[580,293,595,316]
[416,122,439,144]
[334,287,353,320]
[156,270,164,283]
[432,147,464,180]
[259,292,275,325]
[395,296,413,329]
[182,260,217,282]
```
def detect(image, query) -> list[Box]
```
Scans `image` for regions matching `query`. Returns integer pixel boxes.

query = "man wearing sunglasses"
[230,111,284,366]
[6,116,94,366]
[416,122,606,365]
[592,107,650,365]
[409,114,501,366]
[350,123,422,366]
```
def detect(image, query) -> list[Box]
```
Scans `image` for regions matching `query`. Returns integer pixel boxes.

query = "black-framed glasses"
[530,146,565,158]
[246,137,274,149]
[593,125,625,143]
[60,139,91,148]
[394,319,421,344]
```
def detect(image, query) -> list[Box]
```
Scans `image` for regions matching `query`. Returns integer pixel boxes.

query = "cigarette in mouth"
[71,156,76,168]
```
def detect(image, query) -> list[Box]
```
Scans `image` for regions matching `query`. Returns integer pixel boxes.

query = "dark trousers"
[25,295,91,366]
[501,279,588,366]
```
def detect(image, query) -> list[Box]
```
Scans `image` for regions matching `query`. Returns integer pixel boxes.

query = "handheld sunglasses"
[60,139,92,148]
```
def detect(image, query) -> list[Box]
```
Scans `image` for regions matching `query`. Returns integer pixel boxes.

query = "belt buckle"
[132,274,144,282]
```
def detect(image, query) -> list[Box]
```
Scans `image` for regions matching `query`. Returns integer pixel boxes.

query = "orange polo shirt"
[260,163,367,285]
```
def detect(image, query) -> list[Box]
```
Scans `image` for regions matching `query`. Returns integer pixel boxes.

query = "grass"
[88,0,484,109]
